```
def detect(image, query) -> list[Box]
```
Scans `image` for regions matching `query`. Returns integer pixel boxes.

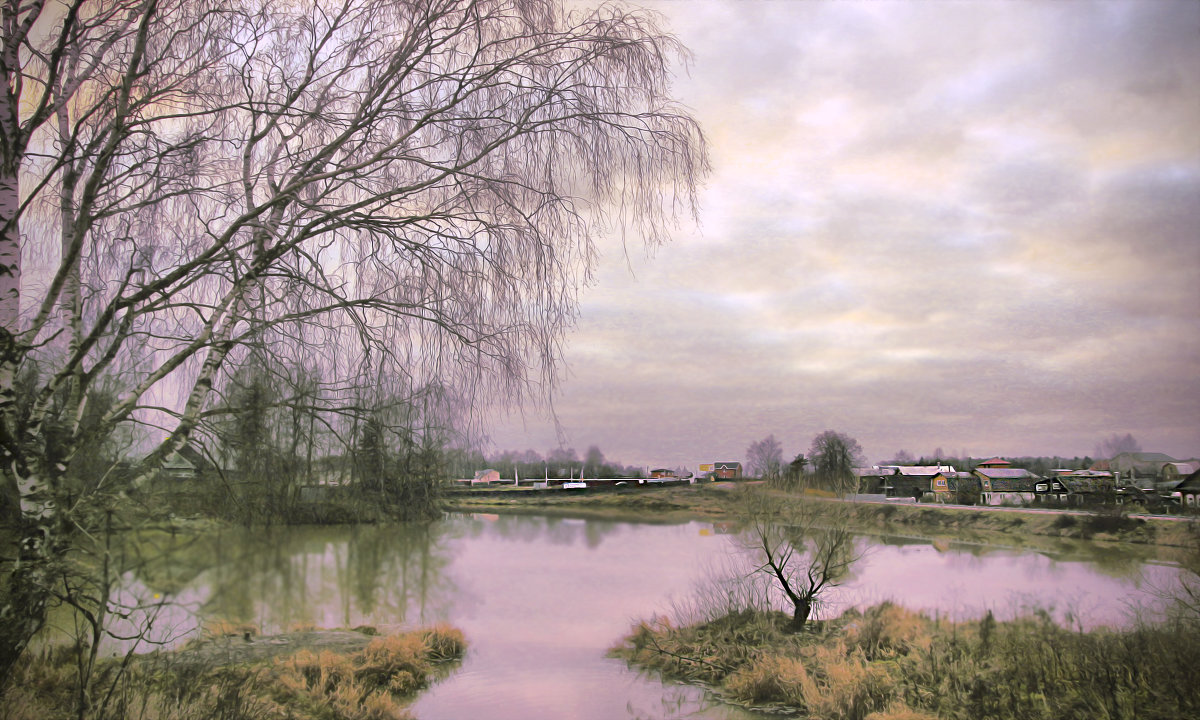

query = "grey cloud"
[490,1,1200,467]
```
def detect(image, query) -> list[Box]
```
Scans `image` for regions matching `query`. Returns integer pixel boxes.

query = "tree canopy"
[0,0,706,689]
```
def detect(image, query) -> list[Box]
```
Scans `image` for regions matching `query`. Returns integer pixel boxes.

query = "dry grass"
[613,601,1200,720]
[724,654,810,705]
[1,625,466,720]
[200,618,260,640]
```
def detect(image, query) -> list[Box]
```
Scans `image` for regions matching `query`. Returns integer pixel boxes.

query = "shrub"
[844,603,931,660]
[724,654,811,705]
[1052,513,1077,530]
[355,633,429,692]
[421,624,467,662]
[1084,507,1143,535]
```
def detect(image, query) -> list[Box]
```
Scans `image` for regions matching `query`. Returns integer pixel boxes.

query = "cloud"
[488,0,1200,467]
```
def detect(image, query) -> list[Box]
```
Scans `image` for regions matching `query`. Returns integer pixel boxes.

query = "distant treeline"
[450,445,648,481]
[905,455,1098,474]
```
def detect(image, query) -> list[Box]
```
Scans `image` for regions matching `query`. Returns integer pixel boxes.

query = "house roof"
[977,457,1011,467]
[714,461,741,469]
[989,477,1036,492]
[974,467,1039,480]
[1123,452,1176,462]
[933,472,980,491]
[1177,469,1200,492]
[975,468,1040,491]
[162,444,215,472]
[895,465,955,477]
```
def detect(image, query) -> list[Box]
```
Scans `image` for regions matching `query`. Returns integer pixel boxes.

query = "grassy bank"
[612,603,1200,720]
[446,483,1199,550]
[3,624,466,720]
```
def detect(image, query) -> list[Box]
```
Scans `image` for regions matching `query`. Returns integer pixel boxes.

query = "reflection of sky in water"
[413,517,756,720]
[833,542,1178,628]
[90,515,1187,720]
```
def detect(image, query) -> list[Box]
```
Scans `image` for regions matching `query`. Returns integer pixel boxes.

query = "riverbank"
[445,482,1199,551]
[5,624,466,720]
[611,602,1200,720]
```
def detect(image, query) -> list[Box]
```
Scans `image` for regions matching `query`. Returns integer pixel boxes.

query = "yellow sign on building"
[699,464,714,472]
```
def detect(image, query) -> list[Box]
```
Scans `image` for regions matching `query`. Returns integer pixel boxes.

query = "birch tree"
[0,0,707,688]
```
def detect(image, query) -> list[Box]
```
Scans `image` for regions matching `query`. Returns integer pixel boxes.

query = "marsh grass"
[613,601,1200,720]
[1,625,466,720]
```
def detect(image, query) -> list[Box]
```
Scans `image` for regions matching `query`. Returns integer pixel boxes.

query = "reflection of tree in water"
[465,513,623,549]
[871,530,1161,582]
[131,523,460,634]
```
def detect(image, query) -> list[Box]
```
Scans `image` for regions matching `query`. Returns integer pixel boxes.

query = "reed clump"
[613,601,1200,720]
[2,625,466,720]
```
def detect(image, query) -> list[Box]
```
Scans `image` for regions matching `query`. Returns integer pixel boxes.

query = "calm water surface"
[116,513,1184,720]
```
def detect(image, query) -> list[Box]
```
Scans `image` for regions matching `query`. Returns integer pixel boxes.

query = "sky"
[488,0,1200,470]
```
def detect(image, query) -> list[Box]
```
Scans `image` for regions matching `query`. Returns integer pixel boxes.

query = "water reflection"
[116,522,462,643]
[103,513,1188,720]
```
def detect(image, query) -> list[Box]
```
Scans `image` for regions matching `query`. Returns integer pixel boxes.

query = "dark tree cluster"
[460,444,646,481]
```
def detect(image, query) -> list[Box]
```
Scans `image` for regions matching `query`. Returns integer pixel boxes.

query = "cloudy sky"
[489,0,1200,470]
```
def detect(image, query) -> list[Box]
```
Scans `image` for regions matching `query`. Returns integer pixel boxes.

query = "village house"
[712,462,743,480]
[883,465,956,500]
[1034,476,1072,503]
[462,468,500,485]
[1160,461,1199,487]
[976,457,1011,469]
[1176,469,1200,509]
[931,471,980,504]
[1098,452,1177,488]
[853,467,896,495]
[974,467,1040,506]
[1034,469,1115,505]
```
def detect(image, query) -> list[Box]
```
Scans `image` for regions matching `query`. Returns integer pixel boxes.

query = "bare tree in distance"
[0,0,707,690]
[745,434,782,483]
[736,485,861,631]
[1096,433,1143,459]
[808,430,865,493]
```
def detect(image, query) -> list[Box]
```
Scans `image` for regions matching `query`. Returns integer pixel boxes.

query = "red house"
[713,462,742,480]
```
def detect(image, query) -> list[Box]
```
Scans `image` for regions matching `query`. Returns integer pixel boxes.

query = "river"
[106,512,1185,720]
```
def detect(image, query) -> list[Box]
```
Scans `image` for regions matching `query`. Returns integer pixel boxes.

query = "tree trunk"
[791,598,812,631]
